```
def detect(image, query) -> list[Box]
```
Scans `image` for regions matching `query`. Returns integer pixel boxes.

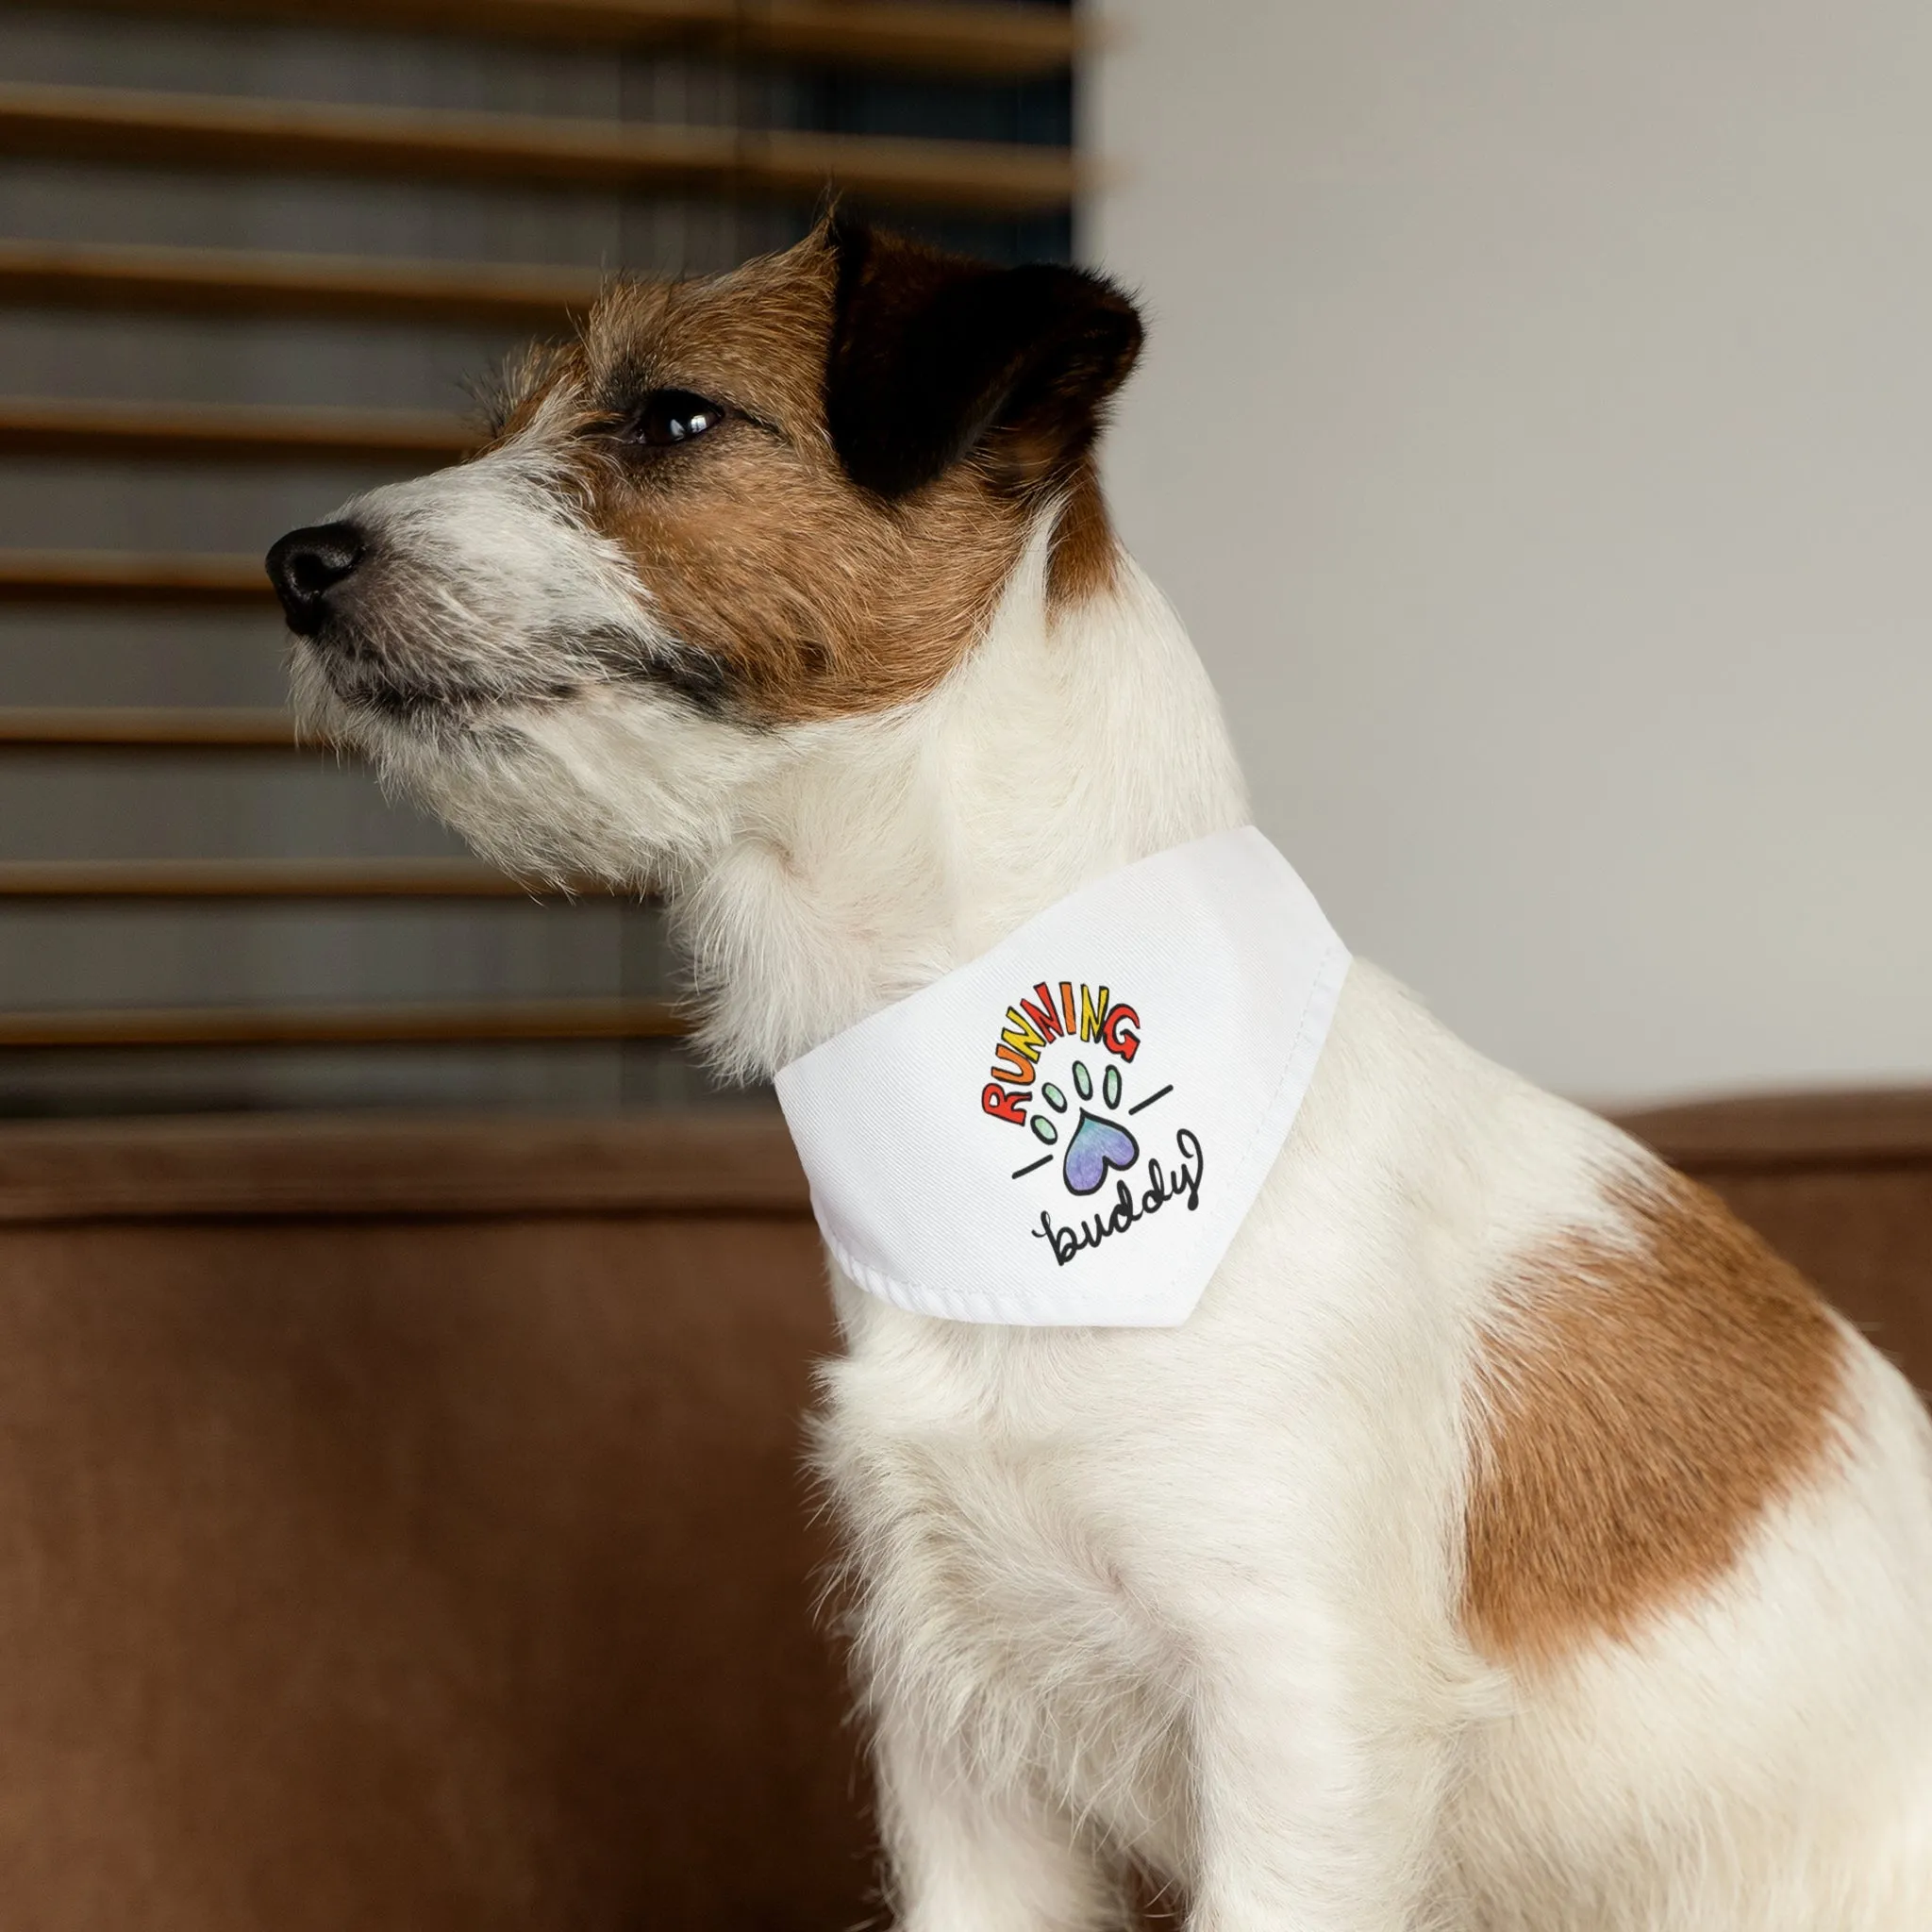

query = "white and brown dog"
[269,217,1932,1930]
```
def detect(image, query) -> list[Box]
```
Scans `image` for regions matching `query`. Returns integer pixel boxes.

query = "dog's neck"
[679,526,1252,1080]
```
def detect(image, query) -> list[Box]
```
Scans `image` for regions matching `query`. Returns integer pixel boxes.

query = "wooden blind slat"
[0,549,273,603]
[0,240,602,327]
[0,997,686,1047]
[0,859,579,899]
[0,83,1082,213]
[0,396,473,463]
[0,708,299,748]
[26,0,1080,76]
[751,0,1080,75]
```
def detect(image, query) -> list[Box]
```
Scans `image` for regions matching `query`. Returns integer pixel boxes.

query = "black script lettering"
[1035,1210,1078,1264]
[1030,1125,1207,1265]
[1175,1127,1204,1210]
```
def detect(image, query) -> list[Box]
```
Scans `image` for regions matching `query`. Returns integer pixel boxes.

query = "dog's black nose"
[266,522,364,636]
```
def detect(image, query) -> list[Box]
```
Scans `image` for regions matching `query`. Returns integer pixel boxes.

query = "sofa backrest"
[1624,1088,1932,1398]
[0,1111,864,1932]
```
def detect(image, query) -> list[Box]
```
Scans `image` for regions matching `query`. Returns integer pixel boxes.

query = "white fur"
[294,470,1932,1929]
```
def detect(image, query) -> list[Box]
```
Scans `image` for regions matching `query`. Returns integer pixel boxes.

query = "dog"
[268,215,1932,1930]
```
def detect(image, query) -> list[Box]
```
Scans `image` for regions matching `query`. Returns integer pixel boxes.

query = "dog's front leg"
[874,1706,1123,1932]
[1182,1622,1445,1932]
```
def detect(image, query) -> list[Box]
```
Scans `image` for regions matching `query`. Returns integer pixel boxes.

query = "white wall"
[1088,1,1932,1106]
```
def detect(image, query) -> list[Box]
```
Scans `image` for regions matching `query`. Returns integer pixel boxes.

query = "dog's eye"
[626,390,727,447]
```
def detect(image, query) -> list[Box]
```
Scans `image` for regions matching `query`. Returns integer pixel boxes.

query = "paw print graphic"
[1027,1058,1141,1196]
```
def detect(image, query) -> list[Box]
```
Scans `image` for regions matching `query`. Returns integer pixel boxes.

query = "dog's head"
[267,216,1142,889]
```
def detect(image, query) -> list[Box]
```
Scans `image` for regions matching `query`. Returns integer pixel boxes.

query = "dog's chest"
[821,1313,1191,1851]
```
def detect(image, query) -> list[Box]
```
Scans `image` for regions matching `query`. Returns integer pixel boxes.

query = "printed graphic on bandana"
[980,982,1204,1267]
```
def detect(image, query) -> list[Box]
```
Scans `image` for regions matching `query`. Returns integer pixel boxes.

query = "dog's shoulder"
[1441,1074,1850,1674]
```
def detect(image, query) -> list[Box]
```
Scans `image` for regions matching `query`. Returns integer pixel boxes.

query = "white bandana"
[774,827,1350,1327]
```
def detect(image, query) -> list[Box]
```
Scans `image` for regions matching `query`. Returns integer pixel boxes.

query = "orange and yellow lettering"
[982,1083,1028,1125]
[1000,1009,1046,1071]
[1101,1003,1141,1061]
[1018,985,1063,1041]
[1079,985,1110,1043]
[991,1043,1035,1085]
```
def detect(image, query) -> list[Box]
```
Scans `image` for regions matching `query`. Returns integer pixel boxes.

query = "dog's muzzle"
[266,522,366,637]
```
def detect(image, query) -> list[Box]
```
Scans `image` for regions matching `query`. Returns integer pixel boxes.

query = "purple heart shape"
[1062,1110,1140,1195]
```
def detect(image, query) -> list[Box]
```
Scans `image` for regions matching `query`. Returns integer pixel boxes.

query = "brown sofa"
[0,1094,1925,1929]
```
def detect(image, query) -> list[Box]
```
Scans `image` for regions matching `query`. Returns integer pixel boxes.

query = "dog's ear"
[824,212,1143,501]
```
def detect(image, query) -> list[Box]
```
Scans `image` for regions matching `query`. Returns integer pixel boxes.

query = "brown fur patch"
[489,236,1036,724]
[1462,1166,1846,1666]
[1045,459,1122,610]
